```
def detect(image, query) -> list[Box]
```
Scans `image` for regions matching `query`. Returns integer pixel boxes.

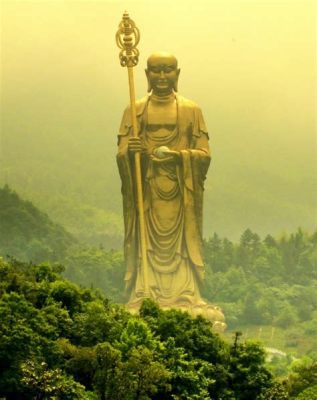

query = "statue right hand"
[128,137,142,154]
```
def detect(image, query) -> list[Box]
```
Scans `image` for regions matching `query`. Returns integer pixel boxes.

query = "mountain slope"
[0,185,77,262]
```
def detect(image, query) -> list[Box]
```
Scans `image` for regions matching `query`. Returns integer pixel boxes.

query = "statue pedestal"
[126,299,227,333]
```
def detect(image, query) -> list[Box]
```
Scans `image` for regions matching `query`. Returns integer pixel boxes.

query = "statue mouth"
[156,81,168,86]
[156,85,170,91]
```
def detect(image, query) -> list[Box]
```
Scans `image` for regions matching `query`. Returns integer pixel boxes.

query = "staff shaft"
[127,66,149,296]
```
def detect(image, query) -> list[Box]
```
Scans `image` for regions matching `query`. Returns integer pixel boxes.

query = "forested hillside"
[0,185,76,262]
[202,230,317,366]
[203,229,317,326]
[1,187,316,347]
[1,186,317,390]
[3,257,317,400]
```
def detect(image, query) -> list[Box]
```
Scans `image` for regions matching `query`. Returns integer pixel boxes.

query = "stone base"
[126,299,227,333]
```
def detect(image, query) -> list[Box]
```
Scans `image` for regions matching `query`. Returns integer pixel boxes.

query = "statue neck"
[150,92,176,104]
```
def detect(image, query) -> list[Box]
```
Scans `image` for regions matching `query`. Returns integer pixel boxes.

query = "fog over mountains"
[1,0,316,243]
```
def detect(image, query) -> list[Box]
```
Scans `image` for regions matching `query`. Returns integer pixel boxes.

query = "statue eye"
[149,66,175,73]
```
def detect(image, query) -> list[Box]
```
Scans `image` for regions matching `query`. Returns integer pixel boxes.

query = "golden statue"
[116,13,225,331]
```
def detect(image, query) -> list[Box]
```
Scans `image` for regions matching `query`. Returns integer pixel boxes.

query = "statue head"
[145,52,180,96]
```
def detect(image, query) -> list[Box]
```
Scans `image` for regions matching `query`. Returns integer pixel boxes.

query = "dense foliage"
[0,258,279,399]
[202,229,317,331]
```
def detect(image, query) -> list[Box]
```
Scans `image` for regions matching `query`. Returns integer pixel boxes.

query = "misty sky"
[0,0,316,239]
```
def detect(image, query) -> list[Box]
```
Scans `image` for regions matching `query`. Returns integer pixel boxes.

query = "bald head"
[147,52,178,68]
[145,52,180,96]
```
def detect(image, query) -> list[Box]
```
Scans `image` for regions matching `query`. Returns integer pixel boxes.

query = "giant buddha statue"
[117,52,225,331]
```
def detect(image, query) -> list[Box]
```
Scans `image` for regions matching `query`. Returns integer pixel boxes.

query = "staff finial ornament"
[116,11,140,67]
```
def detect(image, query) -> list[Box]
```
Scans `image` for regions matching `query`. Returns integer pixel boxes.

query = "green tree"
[262,381,289,400]
[287,358,317,398]
[116,318,160,358]
[160,337,216,400]
[295,385,317,400]
[0,292,60,395]
[21,359,88,400]
[59,338,96,391]
[123,346,171,400]
[228,336,273,399]
[93,342,124,400]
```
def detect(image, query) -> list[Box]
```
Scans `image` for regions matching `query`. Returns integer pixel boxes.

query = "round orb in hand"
[154,146,170,159]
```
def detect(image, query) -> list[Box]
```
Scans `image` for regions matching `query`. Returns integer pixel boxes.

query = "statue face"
[146,53,180,96]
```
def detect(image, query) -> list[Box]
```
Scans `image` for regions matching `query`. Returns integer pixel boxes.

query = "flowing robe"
[117,94,211,310]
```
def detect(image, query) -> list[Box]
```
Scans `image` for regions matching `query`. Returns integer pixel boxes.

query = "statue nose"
[159,70,165,78]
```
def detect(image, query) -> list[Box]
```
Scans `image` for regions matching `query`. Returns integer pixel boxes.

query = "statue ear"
[173,68,180,92]
[145,69,152,93]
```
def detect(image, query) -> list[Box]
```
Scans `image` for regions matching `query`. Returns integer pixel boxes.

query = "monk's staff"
[116,12,149,296]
